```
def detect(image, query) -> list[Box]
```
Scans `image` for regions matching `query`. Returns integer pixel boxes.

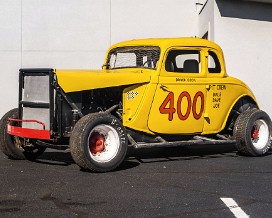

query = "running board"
[35,140,69,150]
[130,135,236,149]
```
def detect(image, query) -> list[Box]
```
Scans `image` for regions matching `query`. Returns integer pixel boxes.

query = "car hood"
[55,69,151,93]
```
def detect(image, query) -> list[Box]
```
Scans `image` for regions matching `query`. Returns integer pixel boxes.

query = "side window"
[208,51,221,73]
[165,50,201,73]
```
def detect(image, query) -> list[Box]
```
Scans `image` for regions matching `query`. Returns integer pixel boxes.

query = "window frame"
[205,48,225,78]
[207,50,222,74]
[106,46,161,70]
[160,47,206,77]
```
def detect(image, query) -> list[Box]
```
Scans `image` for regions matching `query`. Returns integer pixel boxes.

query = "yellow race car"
[0,38,271,172]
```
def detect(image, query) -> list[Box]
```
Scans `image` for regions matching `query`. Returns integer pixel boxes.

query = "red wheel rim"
[89,132,105,154]
[251,126,259,141]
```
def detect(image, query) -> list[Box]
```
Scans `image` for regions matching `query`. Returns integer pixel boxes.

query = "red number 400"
[159,91,204,121]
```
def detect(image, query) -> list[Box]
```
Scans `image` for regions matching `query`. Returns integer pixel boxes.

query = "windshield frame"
[106,46,161,70]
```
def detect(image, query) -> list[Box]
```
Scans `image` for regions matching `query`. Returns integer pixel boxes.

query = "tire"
[70,113,128,172]
[234,108,271,156]
[0,108,46,160]
[225,98,257,132]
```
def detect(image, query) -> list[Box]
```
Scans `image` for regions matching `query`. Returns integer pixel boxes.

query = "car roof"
[109,37,222,52]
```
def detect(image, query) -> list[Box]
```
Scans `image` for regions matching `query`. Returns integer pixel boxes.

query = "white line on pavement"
[221,198,249,218]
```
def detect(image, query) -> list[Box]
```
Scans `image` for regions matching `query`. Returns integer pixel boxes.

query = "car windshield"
[106,46,160,70]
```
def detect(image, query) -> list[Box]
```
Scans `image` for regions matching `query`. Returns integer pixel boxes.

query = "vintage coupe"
[0,38,271,172]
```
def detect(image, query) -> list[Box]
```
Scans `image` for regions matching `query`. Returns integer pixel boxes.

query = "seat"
[183,59,199,73]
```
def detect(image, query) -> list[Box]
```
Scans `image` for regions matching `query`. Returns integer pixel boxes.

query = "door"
[148,48,207,134]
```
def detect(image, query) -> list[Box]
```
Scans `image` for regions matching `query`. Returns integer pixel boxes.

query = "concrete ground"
[1,144,272,218]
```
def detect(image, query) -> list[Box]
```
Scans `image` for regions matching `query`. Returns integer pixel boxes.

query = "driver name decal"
[207,84,226,109]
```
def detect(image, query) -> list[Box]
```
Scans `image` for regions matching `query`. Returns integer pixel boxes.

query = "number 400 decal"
[159,91,204,121]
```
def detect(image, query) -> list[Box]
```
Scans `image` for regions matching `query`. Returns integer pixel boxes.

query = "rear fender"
[223,95,258,132]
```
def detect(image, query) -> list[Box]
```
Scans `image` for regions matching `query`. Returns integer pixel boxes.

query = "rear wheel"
[70,113,128,172]
[0,108,46,160]
[234,108,271,156]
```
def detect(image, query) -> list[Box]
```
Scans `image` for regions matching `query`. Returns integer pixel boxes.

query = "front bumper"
[7,118,50,140]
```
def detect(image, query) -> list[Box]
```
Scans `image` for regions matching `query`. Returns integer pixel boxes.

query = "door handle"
[160,84,169,92]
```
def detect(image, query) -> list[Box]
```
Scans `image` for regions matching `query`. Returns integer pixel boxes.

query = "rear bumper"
[7,118,51,140]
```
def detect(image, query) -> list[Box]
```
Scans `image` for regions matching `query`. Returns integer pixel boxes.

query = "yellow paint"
[123,84,149,124]
[201,77,256,134]
[148,79,206,134]
[55,69,151,93]
[56,37,258,135]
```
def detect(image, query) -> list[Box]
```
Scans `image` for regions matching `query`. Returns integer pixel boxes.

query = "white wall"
[198,0,214,39]
[198,0,272,117]
[2,0,272,120]
[111,0,197,44]
[214,0,272,117]
[0,0,197,117]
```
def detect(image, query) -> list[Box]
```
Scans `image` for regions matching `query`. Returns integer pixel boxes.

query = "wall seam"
[110,0,112,46]
[20,0,23,68]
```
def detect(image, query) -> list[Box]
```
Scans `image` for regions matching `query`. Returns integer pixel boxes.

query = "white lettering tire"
[234,108,271,156]
[70,113,128,172]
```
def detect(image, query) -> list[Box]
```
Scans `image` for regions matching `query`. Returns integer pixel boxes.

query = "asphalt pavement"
[1,144,272,218]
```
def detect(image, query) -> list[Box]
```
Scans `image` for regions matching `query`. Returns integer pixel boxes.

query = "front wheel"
[234,108,271,156]
[70,113,128,172]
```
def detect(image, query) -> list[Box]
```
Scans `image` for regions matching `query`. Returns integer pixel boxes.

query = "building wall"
[198,0,214,40]
[0,0,197,117]
[2,0,271,121]
[199,0,272,116]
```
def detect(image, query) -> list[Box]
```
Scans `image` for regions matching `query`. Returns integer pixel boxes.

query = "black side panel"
[18,68,55,138]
